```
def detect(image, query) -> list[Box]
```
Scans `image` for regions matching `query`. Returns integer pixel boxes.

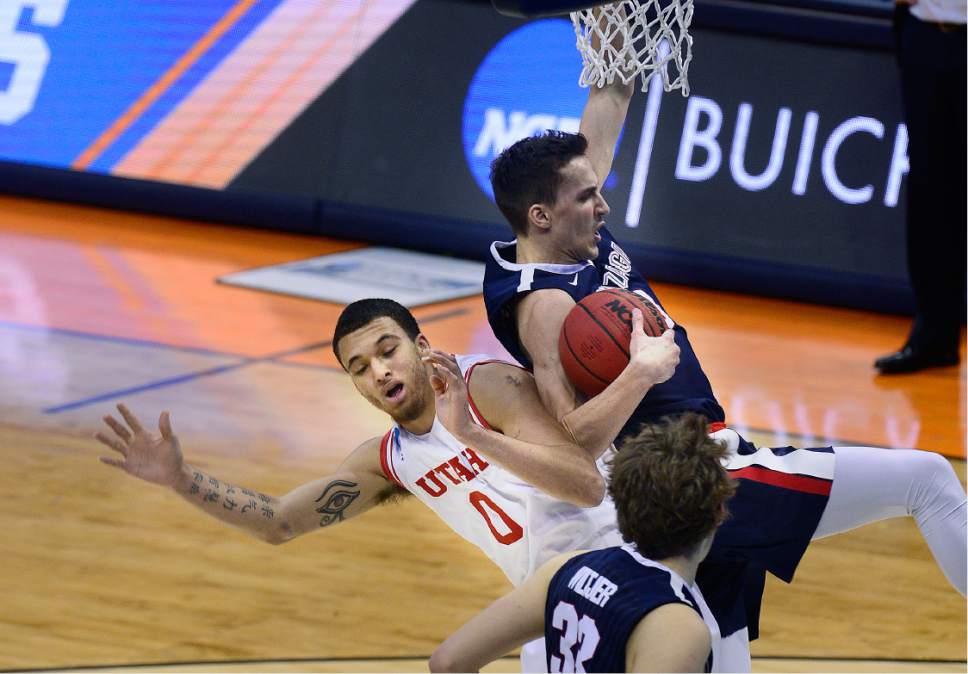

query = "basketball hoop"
[570,0,694,96]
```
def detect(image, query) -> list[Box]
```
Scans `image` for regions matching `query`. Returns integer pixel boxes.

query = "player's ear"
[527,203,552,233]
[415,334,431,353]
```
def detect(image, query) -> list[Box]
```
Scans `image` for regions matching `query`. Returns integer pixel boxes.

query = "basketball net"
[571,0,694,96]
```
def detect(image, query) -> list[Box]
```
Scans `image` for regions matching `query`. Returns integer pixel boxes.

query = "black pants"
[895,7,967,352]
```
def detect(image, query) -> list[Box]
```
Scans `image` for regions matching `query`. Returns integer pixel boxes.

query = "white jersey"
[378,354,623,586]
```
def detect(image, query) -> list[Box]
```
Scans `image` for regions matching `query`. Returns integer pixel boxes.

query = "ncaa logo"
[462,19,586,200]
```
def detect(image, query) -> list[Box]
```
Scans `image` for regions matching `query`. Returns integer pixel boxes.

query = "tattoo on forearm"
[190,470,273,516]
[314,480,360,527]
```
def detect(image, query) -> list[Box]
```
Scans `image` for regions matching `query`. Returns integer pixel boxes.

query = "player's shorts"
[697,428,836,638]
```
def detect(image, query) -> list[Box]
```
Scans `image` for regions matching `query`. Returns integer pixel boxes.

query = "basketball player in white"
[94,297,683,616]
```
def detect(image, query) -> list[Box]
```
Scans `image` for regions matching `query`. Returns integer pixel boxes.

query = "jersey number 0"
[469,490,523,544]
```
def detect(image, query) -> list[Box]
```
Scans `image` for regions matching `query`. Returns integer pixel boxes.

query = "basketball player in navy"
[430,413,735,673]
[480,31,967,663]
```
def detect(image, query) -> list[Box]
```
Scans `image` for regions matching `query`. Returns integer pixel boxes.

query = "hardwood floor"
[0,195,963,672]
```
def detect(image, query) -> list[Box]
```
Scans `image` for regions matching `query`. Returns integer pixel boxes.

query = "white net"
[571,0,694,96]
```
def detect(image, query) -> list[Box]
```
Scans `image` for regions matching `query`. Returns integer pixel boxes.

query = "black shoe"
[874,346,960,374]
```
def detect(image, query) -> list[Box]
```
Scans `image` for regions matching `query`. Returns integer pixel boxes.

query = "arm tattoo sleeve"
[314,480,360,527]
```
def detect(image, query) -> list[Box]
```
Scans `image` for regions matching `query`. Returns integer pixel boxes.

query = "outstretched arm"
[580,8,635,188]
[517,290,679,456]
[424,352,604,507]
[429,552,576,673]
[95,404,404,544]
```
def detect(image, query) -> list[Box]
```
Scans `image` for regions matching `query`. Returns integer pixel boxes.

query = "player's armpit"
[625,603,712,673]
[275,437,408,543]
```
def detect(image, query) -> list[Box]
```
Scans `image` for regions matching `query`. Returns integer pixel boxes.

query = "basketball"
[558,288,667,398]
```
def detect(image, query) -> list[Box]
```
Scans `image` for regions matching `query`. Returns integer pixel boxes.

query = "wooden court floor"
[0,195,964,673]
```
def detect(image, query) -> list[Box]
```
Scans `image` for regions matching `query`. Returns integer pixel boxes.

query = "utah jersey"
[378,353,623,586]
[544,545,721,673]
[483,226,724,431]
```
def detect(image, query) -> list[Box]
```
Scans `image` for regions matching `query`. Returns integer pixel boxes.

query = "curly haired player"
[431,413,737,673]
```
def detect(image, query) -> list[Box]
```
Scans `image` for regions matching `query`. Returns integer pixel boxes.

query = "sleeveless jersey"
[482,226,724,429]
[544,545,721,673]
[378,353,623,586]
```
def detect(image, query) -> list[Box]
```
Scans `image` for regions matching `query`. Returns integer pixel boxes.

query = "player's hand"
[628,308,680,385]
[422,350,475,442]
[95,403,184,488]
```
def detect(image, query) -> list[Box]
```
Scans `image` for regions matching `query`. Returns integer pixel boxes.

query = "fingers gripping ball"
[558,289,667,398]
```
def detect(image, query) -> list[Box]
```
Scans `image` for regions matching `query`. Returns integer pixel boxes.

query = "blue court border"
[1,313,960,458]
[0,308,469,414]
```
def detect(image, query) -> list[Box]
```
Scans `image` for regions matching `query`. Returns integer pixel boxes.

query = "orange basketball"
[558,288,667,398]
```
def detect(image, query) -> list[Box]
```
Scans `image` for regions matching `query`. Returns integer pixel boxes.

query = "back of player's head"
[490,131,589,237]
[608,413,736,561]
[332,298,421,367]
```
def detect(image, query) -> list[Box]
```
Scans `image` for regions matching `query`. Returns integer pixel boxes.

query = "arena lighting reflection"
[722,387,928,450]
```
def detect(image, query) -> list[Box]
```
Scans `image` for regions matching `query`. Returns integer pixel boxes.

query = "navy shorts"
[698,430,835,638]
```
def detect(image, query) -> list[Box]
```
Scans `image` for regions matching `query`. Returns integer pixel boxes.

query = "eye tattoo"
[314,480,361,527]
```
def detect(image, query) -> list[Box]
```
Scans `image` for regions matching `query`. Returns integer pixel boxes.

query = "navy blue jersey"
[483,227,724,432]
[484,228,835,644]
[545,546,718,673]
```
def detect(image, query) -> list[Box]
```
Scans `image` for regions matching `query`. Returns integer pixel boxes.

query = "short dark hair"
[489,131,589,236]
[608,414,737,560]
[332,298,421,367]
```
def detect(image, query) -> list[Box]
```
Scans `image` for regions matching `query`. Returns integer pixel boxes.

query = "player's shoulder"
[355,434,385,454]
[483,239,520,279]
[463,356,534,401]
[341,434,390,475]
[517,287,577,323]
[536,550,589,588]
[628,601,711,661]
[575,547,686,599]
[455,353,519,375]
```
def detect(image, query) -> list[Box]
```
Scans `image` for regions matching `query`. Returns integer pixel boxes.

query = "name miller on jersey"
[414,447,491,497]
[568,565,619,607]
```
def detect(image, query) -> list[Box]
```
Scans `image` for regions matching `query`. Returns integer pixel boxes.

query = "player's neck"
[398,407,435,435]
[515,236,580,265]
[657,554,699,586]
